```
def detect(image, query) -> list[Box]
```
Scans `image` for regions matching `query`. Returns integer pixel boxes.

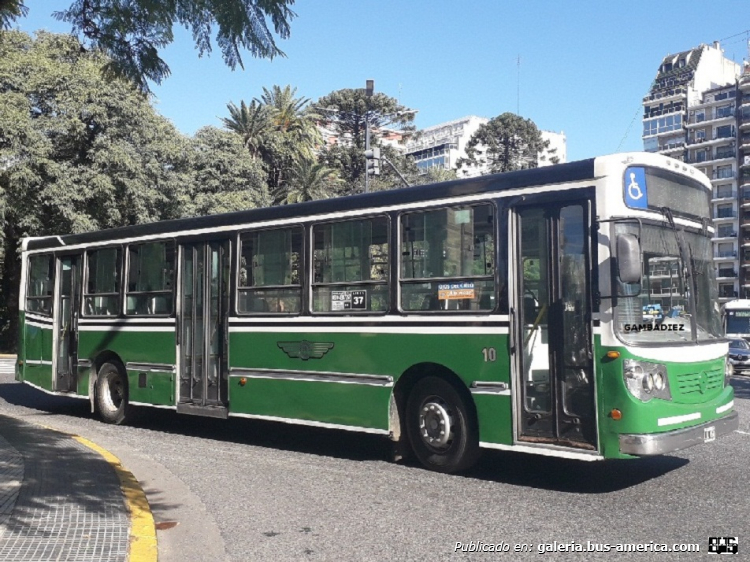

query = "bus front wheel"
[406,376,480,473]
[96,362,130,425]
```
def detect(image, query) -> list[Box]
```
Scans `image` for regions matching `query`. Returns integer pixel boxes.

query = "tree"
[221,99,271,159]
[0,0,26,28]
[314,88,415,149]
[1,0,296,92]
[313,88,416,191]
[0,31,191,349]
[185,126,271,215]
[280,159,341,204]
[223,84,321,195]
[457,112,549,175]
[256,84,321,188]
[411,166,458,186]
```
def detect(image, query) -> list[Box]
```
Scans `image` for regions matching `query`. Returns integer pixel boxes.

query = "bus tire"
[406,376,480,473]
[96,362,130,425]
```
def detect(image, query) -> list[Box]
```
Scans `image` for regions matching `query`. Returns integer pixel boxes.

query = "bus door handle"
[509,307,517,355]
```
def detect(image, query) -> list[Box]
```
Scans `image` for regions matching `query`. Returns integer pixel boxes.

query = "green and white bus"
[16,152,737,473]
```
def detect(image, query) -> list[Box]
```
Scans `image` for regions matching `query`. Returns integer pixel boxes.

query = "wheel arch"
[88,350,127,412]
[390,362,478,442]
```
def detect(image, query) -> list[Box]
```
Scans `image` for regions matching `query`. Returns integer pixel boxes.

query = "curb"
[38,424,158,562]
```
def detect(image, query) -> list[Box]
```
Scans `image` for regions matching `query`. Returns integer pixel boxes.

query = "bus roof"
[25,158,596,251]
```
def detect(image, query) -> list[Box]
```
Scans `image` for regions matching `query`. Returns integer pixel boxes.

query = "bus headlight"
[725,357,733,387]
[623,359,671,402]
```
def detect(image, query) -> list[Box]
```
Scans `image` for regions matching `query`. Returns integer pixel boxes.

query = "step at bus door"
[178,240,230,417]
[55,254,82,392]
[511,200,597,450]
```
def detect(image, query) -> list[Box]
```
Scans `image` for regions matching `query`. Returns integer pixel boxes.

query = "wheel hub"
[419,399,454,449]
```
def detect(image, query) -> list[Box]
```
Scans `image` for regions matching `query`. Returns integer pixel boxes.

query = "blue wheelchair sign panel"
[625,167,648,209]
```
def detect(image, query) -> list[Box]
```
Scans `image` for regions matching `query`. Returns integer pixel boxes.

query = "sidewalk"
[0,414,136,561]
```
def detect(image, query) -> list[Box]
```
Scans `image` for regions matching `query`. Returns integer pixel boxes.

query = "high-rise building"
[643,41,742,302]
[404,116,488,176]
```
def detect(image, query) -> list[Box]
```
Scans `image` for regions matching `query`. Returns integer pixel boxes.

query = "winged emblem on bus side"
[277,340,334,360]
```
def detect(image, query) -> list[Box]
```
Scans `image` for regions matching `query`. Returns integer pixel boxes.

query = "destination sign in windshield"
[624,166,710,220]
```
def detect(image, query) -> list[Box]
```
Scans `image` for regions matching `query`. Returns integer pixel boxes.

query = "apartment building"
[643,41,741,302]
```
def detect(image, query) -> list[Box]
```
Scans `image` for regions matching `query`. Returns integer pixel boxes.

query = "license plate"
[704,426,716,443]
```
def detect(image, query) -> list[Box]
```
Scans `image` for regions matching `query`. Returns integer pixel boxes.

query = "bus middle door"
[177,239,230,417]
[511,200,597,450]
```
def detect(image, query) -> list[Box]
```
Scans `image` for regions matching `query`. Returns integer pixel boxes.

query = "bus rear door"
[54,253,82,392]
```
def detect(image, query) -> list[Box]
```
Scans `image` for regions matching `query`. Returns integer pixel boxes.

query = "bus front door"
[55,254,82,393]
[178,240,230,417]
[512,201,597,450]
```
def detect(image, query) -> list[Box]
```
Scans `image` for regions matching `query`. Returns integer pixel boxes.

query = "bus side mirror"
[617,233,641,284]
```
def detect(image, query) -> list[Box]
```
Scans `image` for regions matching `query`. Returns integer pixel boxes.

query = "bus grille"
[674,369,724,398]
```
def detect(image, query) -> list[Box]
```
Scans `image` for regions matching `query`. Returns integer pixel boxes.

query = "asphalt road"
[0,368,748,561]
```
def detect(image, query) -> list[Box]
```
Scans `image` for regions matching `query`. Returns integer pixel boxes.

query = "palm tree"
[221,100,270,159]
[280,159,341,204]
[257,85,321,159]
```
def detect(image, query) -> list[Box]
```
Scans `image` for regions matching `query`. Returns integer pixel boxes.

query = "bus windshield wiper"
[659,207,698,341]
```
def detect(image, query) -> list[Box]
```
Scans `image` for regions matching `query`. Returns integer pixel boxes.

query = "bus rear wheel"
[406,376,480,473]
[96,362,130,425]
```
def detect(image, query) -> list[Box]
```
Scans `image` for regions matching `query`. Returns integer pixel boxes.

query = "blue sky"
[15,1,750,162]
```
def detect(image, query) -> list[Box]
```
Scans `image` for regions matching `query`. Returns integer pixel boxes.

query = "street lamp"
[365,80,374,193]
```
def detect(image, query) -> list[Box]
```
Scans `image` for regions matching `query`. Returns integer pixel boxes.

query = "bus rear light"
[610,409,622,420]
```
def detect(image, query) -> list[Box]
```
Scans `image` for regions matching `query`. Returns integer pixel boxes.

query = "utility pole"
[517,55,521,115]
[365,79,374,193]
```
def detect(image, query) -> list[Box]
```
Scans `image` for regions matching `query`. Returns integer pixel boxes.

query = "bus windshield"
[614,222,722,344]
[725,307,750,335]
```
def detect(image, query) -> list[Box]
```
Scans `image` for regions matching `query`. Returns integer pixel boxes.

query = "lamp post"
[365,80,374,193]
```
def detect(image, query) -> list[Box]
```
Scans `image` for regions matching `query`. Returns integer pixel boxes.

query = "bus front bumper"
[619,411,738,456]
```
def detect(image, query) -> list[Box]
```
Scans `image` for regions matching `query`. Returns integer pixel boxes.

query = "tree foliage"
[313,88,415,149]
[223,84,323,201]
[221,99,271,159]
[0,0,27,28]
[457,112,548,174]
[0,31,269,350]
[1,0,296,92]
[281,159,341,204]
[185,126,270,215]
[312,87,417,192]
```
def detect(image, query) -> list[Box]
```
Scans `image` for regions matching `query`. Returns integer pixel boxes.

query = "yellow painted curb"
[73,435,158,562]
[34,423,157,562]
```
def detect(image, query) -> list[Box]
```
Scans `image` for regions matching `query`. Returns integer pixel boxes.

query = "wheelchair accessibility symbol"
[625,167,648,209]
[628,173,643,200]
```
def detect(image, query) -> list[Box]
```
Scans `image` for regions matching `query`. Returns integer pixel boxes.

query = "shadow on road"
[0,381,698,493]
[730,375,750,399]
[466,449,688,493]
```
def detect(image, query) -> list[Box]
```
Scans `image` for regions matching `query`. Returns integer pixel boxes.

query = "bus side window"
[26,254,54,316]
[311,216,389,314]
[126,241,174,316]
[238,227,302,315]
[84,247,121,316]
[400,204,495,313]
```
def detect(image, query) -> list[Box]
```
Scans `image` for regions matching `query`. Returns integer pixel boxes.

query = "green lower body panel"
[473,394,513,445]
[229,375,391,431]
